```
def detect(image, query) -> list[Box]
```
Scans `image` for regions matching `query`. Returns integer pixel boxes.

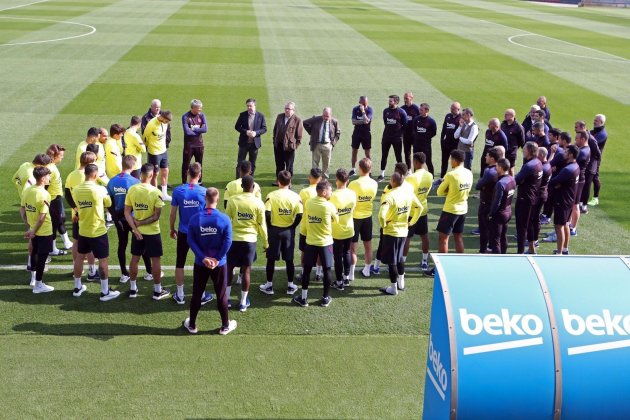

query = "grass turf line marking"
[0,264,429,272]
[0,0,48,12]
[0,16,96,47]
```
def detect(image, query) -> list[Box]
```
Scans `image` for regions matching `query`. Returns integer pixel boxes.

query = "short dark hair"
[336,168,349,184]
[32,153,52,166]
[566,144,579,159]
[239,160,252,175]
[122,155,136,170]
[497,158,511,172]
[560,132,572,144]
[316,180,330,194]
[110,124,125,137]
[140,163,154,177]
[548,128,561,138]
[487,147,501,163]
[394,162,408,176]
[388,95,400,104]
[246,98,256,105]
[413,152,426,165]
[130,115,141,126]
[188,162,202,179]
[80,151,96,166]
[390,172,403,188]
[159,110,172,121]
[84,163,99,178]
[535,110,545,118]
[309,167,322,179]
[533,122,545,131]
[277,170,291,186]
[87,127,99,138]
[46,144,65,159]
[241,175,254,192]
[576,131,589,142]
[33,166,51,181]
[450,150,465,163]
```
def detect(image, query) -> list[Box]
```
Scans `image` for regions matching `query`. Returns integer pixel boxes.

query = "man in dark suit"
[234,98,267,178]
[272,101,303,184]
[303,107,340,179]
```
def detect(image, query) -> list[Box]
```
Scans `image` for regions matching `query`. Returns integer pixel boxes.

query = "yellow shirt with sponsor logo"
[75,141,105,175]
[303,196,339,247]
[226,192,268,246]
[72,180,112,238]
[13,162,35,199]
[264,188,303,228]
[125,183,164,235]
[437,164,473,215]
[224,178,262,202]
[348,175,378,220]
[46,162,63,200]
[124,128,145,170]
[21,185,53,236]
[104,138,123,179]
[298,184,318,236]
[330,188,356,240]
[406,168,433,217]
[143,117,168,155]
[65,168,85,219]
[379,185,422,237]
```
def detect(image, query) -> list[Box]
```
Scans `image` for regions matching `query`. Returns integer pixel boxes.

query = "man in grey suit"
[234,98,267,178]
[303,107,340,179]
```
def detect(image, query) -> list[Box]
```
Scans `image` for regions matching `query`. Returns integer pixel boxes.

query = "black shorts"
[351,130,371,150]
[379,235,405,265]
[266,226,295,262]
[409,215,428,237]
[299,233,307,252]
[352,217,373,242]
[131,233,163,258]
[553,204,572,226]
[506,152,517,168]
[72,221,79,240]
[32,234,54,255]
[574,181,585,205]
[436,211,466,235]
[303,244,334,269]
[176,231,190,268]
[148,152,168,169]
[78,233,109,259]
[227,241,257,266]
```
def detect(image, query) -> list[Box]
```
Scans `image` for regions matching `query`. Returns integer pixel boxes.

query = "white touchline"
[426,367,445,401]
[0,0,48,12]
[567,339,630,356]
[463,337,544,356]
[0,16,96,47]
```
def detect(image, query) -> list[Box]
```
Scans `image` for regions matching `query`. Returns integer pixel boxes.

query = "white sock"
[401,256,407,262]
[241,291,248,305]
[265,281,273,287]
[398,274,405,289]
[27,255,32,267]
[74,277,82,289]
[316,265,322,276]
[301,289,308,300]
[62,232,71,243]
[226,286,232,298]
[380,170,385,177]
[288,281,295,288]
[101,279,109,294]
[130,280,137,291]
[36,280,43,288]
[89,264,97,275]
[161,185,167,195]
[375,259,381,268]
[422,253,429,263]
[177,285,184,298]
[154,283,161,293]
[349,265,355,280]
[52,242,59,253]
[31,271,36,281]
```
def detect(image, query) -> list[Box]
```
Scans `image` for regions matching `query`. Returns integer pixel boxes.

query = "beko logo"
[561,309,630,356]
[426,334,447,401]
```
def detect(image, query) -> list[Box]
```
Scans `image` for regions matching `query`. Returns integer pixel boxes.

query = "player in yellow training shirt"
[259,170,303,296]
[435,149,473,255]
[293,180,338,308]
[45,143,74,254]
[225,175,268,312]
[223,160,262,208]
[404,152,434,270]
[347,157,378,278]
[13,153,51,201]
[105,124,124,179]
[71,163,119,302]
[297,167,322,281]
[75,127,102,170]
[20,166,55,293]
[124,163,169,301]
[143,110,173,200]
[378,172,422,296]
[330,168,356,290]
[124,116,146,178]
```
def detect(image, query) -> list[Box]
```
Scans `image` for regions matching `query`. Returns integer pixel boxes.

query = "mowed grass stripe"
[0,335,424,418]
[329,0,630,231]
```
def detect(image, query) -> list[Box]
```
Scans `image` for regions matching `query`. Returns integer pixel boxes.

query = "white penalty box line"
[463,337,544,355]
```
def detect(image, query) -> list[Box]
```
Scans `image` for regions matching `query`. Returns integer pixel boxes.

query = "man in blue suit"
[234,98,267,178]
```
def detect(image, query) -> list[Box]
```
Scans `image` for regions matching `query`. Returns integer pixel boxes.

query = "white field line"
[0,16,96,46]
[0,0,48,12]
[0,264,429,272]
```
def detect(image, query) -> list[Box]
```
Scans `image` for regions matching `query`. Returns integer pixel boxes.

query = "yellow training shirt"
[21,185,53,236]
[224,178,262,203]
[46,162,62,200]
[13,162,35,199]
[379,185,422,237]
[75,140,105,172]
[330,188,356,240]
[124,128,145,170]
[437,165,473,215]
[406,168,434,217]
[298,184,318,236]
[125,183,164,235]
[72,180,111,238]
[143,117,168,155]
[65,168,85,219]
[104,138,123,179]
[348,175,378,220]
[264,188,303,228]
[303,196,338,247]
[226,192,268,246]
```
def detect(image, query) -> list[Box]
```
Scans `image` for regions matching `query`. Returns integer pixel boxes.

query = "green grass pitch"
[1,0,629,417]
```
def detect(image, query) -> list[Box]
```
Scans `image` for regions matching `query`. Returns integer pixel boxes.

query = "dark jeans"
[464,151,473,171]
[182,145,204,184]
[189,263,229,329]
[489,216,510,254]
[274,145,295,177]
[477,202,490,253]
[237,144,259,177]
[403,132,414,171]
[381,137,403,171]
[49,196,67,238]
[332,238,352,281]
[515,199,533,254]
[415,142,434,175]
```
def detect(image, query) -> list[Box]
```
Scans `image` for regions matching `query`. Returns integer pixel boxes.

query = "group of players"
[12,94,608,334]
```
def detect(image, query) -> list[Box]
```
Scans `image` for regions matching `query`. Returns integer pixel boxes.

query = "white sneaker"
[29,278,36,287]
[361,266,371,277]
[120,275,130,284]
[379,284,398,296]
[73,284,87,297]
[219,320,237,335]
[144,271,164,281]
[33,283,54,294]
[183,318,198,334]
[63,240,74,250]
[162,194,172,201]
[100,289,120,302]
